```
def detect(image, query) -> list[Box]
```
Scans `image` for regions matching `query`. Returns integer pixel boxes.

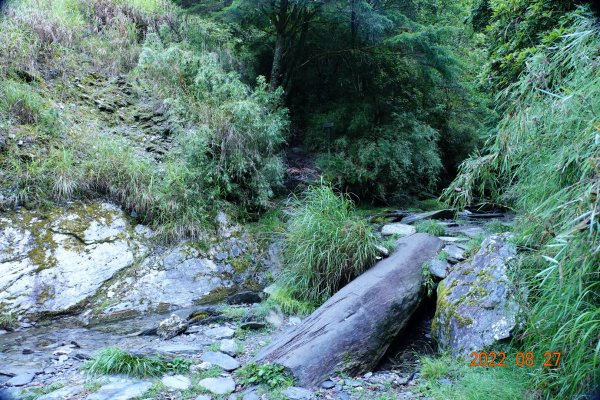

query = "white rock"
[381,223,416,237]
[198,376,236,395]
[161,374,192,390]
[220,339,238,356]
[205,326,235,339]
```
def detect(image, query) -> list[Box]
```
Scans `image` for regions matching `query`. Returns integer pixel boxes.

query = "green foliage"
[0,80,59,135]
[418,354,528,400]
[463,234,485,259]
[415,220,445,236]
[485,220,512,234]
[275,185,380,307]
[444,12,599,398]
[83,347,191,378]
[237,362,294,389]
[0,0,288,239]
[22,382,66,400]
[317,117,442,202]
[482,0,577,93]
[267,287,316,316]
[0,313,16,330]
[136,34,289,210]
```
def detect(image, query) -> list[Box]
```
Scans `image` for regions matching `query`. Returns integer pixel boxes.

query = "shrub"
[317,116,442,203]
[415,220,445,236]
[237,362,294,388]
[275,185,380,308]
[83,347,191,378]
[136,36,289,209]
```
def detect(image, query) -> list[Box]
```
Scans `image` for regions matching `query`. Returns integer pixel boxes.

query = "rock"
[202,351,240,371]
[190,361,213,373]
[89,241,236,320]
[161,374,192,390]
[444,245,466,263]
[205,326,235,339]
[282,386,315,400]
[240,321,266,330]
[220,339,238,356]
[337,391,351,400]
[432,234,519,356]
[447,225,485,238]
[428,259,449,279]
[375,245,389,257]
[344,378,362,387]
[321,380,335,389]
[381,223,415,237]
[254,234,443,386]
[6,372,35,386]
[37,385,83,399]
[438,236,469,243]
[226,291,261,305]
[0,202,146,316]
[157,314,188,340]
[401,209,454,224]
[198,376,236,395]
[153,344,205,354]
[87,379,152,400]
[242,392,260,400]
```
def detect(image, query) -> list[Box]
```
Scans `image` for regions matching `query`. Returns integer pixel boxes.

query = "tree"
[224,0,328,91]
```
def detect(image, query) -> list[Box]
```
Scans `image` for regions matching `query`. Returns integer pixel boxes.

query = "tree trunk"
[270,33,286,91]
[253,233,443,387]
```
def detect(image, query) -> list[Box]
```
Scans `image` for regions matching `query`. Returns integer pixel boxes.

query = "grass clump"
[237,362,294,389]
[274,185,380,310]
[443,12,600,398]
[415,220,445,236]
[418,354,528,400]
[485,220,512,234]
[83,347,191,378]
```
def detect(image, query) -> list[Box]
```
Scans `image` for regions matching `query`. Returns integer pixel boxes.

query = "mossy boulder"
[432,234,520,356]
[0,202,146,317]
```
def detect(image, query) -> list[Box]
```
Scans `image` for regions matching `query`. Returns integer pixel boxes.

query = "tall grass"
[275,185,380,310]
[443,11,599,398]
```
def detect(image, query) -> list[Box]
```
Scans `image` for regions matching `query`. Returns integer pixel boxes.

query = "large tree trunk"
[269,33,286,91]
[254,233,443,387]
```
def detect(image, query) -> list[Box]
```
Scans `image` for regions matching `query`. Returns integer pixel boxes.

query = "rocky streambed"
[0,201,520,399]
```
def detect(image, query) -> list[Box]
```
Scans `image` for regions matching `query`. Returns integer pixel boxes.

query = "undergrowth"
[415,220,445,236]
[443,11,600,398]
[0,0,288,240]
[418,354,529,400]
[237,362,294,389]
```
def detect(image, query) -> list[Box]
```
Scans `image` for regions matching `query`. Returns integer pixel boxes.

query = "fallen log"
[253,233,443,387]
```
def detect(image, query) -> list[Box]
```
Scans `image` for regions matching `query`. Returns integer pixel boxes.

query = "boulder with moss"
[432,234,520,356]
